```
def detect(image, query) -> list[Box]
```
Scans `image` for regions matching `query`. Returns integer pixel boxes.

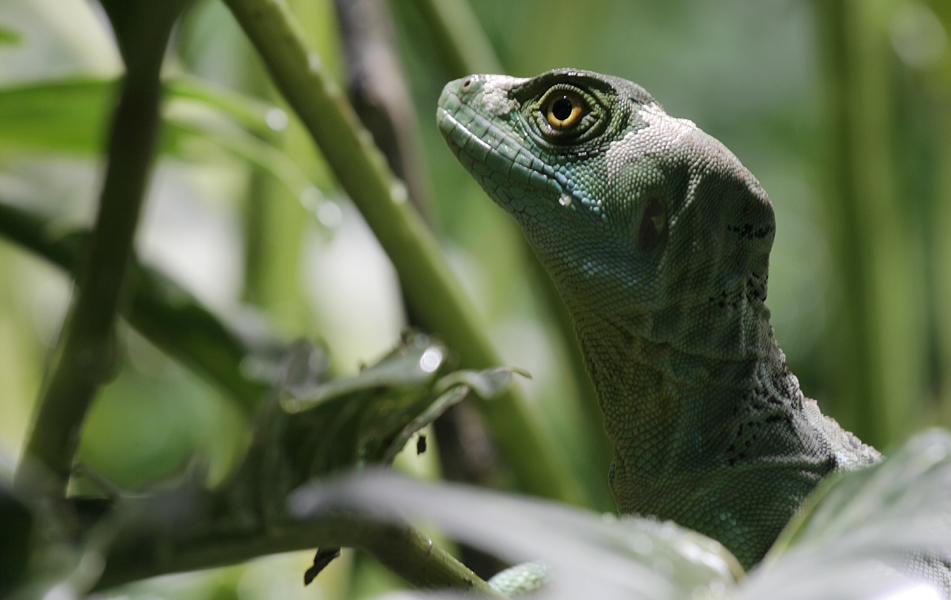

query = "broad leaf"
[746,429,951,599]
[289,472,742,600]
[0,23,21,45]
[223,333,524,517]
[288,430,951,600]
[0,78,113,154]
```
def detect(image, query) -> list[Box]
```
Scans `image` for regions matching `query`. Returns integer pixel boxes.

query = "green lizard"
[435,68,883,572]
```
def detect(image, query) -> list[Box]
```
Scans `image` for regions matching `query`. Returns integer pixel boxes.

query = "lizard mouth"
[437,97,559,209]
[437,82,604,220]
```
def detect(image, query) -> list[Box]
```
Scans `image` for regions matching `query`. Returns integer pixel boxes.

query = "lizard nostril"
[462,78,472,88]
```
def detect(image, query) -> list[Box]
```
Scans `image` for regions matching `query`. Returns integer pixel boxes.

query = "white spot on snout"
[482,75,524,116]
[559,195,572,207]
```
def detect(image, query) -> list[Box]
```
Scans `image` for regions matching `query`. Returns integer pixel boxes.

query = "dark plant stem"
[16,5,183,498]
[95,504,503,596]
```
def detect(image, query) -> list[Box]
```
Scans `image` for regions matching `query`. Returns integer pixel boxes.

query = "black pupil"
[552,96,574,121]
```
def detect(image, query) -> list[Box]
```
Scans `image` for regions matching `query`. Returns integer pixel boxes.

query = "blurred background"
[1,0,949,597]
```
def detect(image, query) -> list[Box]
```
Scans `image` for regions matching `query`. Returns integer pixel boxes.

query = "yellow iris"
[545,92,583,130]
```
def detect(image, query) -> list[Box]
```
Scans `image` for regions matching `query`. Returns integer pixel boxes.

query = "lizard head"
[438,69,776,356]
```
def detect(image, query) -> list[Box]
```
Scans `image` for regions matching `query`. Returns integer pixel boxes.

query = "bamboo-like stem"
[220,0,583,505]
[814,0,924,446]
[95,500,503,597]
[406,0,502,76]
[813,0,876,440]
[16,8,178,497]
[407,0,614,507]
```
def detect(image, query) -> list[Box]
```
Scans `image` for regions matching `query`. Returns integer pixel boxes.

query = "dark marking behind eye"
[636,197,666,251]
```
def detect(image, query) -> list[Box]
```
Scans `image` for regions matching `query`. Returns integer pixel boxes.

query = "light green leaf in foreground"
[744,429,951,600]
[0,78,113,154]
[289,472,742,600]
[288,430,951,600]
[0,23,21,45]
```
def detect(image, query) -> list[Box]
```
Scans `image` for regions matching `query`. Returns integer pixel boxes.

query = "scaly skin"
[437,69,880,570]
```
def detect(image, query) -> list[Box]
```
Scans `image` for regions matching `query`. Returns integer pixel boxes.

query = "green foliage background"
[0,0,950,598]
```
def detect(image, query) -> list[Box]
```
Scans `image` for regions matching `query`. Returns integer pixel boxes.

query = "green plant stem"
[220,0,583,505]
[16,32,170,498]
[814,0,874,439]
[814,0,924,446]
[95,506,503,596]
[407,0,502,76]
[0,199,275,413]
[409,0,614,508]
[335,0,434,216]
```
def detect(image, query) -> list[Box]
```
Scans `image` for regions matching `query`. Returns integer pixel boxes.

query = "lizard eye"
[636,196,667,251]
[528,82,605,144]
[545,92,584,130]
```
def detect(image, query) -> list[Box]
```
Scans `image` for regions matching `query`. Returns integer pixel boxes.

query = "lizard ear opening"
[636,196,667,252]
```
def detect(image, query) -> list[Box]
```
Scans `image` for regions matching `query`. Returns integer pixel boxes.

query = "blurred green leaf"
[775,430,951,550]
[165,76,318,196]
[435,364,530,399]
[0,78,113,154]
[279,334,449,413]
[747,430,951,598]
[0,22,22,45]
[287,432,951,599]
[84,334,515,594]
[213,333,525,526]
[289,472,742,600]
[0,76,313,196]
[165,111,313,196]
[0,197,281,413]
[167,75,278,136]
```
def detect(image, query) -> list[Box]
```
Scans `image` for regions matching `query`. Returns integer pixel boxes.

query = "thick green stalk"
[405,0,502,76]
[16,16,173,497]
[814,0,925,446]
[220,0,582,504]
[814,0,876,441]
[95,505,502,596]
[409,0,614,507]
[930,30,951,425]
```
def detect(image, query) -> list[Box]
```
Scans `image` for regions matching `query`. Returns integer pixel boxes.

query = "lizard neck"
[572,296,803,472]
[567,294,837,567]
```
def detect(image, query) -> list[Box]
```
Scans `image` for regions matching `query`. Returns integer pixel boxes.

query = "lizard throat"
[576,308,836,568]
[570,297,812,468]
[569,304,836,567]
